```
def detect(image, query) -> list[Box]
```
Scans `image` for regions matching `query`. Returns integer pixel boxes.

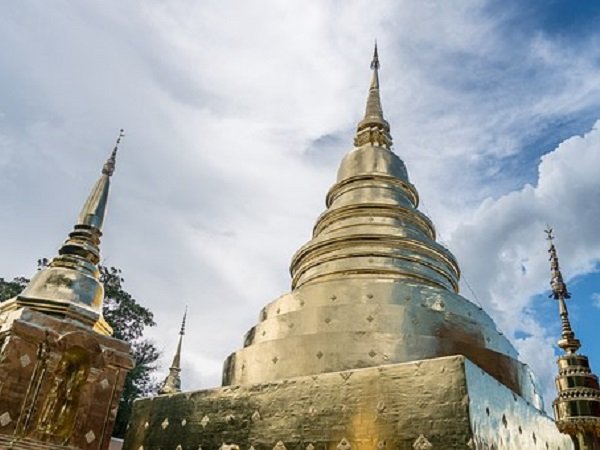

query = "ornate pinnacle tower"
[159,308,187,395]
[546,229,600,449]
[1,130,125,335]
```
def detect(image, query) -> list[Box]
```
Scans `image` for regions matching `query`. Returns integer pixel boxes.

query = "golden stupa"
[123,47,573,450]
[0,133,133,450]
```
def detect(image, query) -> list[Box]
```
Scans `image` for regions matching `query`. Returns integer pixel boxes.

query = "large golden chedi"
[223,48,530,392]
[124,48,572,450]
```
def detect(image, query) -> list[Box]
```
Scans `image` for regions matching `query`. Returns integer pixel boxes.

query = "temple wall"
[124,355,569,450]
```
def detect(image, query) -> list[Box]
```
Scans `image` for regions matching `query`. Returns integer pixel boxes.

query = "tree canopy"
[0,276,28,301]
[100,266,160,437]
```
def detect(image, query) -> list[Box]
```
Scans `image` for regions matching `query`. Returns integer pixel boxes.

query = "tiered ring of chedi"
[124,47,572,450]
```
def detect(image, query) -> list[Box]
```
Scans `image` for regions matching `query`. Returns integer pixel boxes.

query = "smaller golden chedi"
[546,229,600,450]
[0,131,133,450]
[158,308,187,395]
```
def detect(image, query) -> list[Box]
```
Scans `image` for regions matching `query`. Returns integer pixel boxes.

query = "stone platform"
[123,355,572,450]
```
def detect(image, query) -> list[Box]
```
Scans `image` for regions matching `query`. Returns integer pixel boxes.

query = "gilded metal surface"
[158,309,187,395]
[222,47,540,406]
[546,230,600,447]
[354,43,392,150]
[0,131,124,335]
[223,278,544,408]
[123,48,573,449]
[123,356,571,450]
[0,130,133,449]
[38,347,91,437]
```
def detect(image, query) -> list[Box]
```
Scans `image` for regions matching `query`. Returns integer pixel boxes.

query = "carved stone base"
[123,355,572,450]
[0,307,133,450]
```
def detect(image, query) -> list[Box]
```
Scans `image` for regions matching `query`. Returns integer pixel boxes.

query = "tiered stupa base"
[123,356,571,450]
[0,307,132,450]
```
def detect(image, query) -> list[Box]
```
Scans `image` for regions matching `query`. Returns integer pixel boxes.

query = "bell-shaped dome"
[337,145,409,182]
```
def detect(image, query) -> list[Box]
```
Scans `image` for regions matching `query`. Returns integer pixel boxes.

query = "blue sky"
[514,0,600,37]
[0,0,599,408]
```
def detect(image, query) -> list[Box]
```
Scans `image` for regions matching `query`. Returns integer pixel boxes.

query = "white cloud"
[448,121,600,403]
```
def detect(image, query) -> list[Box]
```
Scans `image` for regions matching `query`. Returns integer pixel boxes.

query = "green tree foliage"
[0,276,28,301]
[0,264,159,439]
[100,266,160,438]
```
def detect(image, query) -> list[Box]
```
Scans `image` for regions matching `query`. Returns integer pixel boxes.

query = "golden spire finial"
[102,129,124,177]
[179,305,187,336]
[364,41,383,120]
[354,42,392,149]
[159,307,187,395]
[78,129,124,230]
[544,228,580,354]
[171,307,186,369]
[370,40,380,71]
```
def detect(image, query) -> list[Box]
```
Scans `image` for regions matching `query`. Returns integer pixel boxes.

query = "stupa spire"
[545,227,580,354]
[365,41,382,117]
[354,42,393,149]
[3,130,126,335]
[171,307,187,370]
[546,229,600,447]
[159,308,187,395]
[77,129,123,231]
[371,40,380,69]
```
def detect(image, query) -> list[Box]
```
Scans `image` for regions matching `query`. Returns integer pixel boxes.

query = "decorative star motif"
[337,438,351,450]
[412,435,432,450]
[200,415,210,428]
[0,411,12,427]
[273,441,287,450]
[161,418,169,430]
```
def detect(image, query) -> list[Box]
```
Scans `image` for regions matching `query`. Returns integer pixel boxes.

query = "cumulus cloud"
[448,121,600,403]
